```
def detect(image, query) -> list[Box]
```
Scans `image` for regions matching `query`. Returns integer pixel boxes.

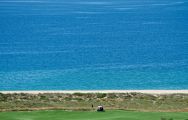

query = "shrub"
[73,93,84,96]
[96,93,107,98]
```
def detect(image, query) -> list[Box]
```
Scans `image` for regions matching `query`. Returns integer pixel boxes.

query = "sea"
[0,0,188,90]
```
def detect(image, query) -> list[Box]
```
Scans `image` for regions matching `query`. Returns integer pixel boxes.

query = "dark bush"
[73,93,84,96]
[96,93,107,98]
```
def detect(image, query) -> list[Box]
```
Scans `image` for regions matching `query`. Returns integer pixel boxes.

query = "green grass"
[0,110,188,120]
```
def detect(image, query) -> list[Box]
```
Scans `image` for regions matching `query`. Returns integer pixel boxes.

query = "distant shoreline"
[1,90,188,94]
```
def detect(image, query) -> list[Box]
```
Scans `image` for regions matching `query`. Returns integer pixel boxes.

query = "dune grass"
[1,93,188,112]
[0,110,188,120]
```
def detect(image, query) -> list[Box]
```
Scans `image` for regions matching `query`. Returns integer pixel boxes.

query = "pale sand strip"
[1,90,188,94]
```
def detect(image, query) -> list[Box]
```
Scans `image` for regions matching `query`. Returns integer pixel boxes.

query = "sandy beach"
[1,90,188,94]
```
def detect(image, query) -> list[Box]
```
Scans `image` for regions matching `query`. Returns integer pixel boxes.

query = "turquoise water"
[0,0,188,90]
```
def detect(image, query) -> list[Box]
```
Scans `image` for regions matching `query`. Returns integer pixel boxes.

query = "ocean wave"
[0,50,71,55]
[76,2,112,5]
[71,11,107,14]
[151,1,185,6]
[0,1,44,3]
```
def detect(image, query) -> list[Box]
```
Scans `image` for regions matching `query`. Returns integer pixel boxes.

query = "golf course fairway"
[0,110,188,120]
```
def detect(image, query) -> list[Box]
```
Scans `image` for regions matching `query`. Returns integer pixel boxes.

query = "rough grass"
[0,93,188,112]
[0,110,188,120]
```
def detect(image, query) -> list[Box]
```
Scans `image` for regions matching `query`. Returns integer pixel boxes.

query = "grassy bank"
[0,93,188,112]
[0,110,188,120]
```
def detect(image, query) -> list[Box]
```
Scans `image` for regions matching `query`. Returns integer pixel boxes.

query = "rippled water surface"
[0,0,188,90]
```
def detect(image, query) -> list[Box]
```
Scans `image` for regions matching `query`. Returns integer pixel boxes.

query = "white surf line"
[1,90,188,94]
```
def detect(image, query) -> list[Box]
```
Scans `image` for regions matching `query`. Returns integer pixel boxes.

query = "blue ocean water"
[0,0,188,90]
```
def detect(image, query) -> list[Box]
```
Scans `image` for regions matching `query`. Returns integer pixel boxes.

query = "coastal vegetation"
[0,92,188,112]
